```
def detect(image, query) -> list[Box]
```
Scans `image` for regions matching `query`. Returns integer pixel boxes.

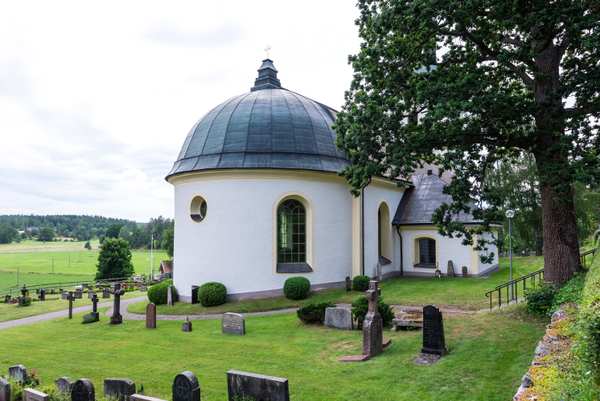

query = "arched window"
[415,237,436,268]
[277,199,306,264]
[378,202,392,264]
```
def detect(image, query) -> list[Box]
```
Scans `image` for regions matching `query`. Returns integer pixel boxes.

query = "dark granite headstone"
[67,292,74,319]
[39,288,46,301]
[92,294,99,313]
[23,389,49,401]
[20,286,28,297]
[362,281,383,357]
[146,303,156,329]
[227,370,289,401]
[222,313,245,335]
[0,377,10,401]
[461,266,469,277]
[55,377,74,394]
[181,317,192,332]
[8,364,28,383]
[421,305,447,356]
[4,295,11,304]
[190,286,199,305]
[71,379,95,401]
[74,289,83,299]
[104,378,136,401]
[61,292,69,300]
[345,276,352,292]
[172,371,200,401]
[447,261,456,277]
[110,284,125,325]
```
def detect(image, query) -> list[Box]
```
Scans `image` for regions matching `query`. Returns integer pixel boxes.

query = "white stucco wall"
[170,170,354,300]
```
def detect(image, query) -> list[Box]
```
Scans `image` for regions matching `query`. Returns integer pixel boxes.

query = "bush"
[198,282,227,306]
[147,279,177,305]
[95,238,133,280]
[525,284,557,316]
[297,302,335,324]
[551,272,586,313]
[283,277,311,300]
[352,275,370,292]
[351,296,395,329]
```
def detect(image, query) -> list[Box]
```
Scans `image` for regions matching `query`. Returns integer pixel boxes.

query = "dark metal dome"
[166,59,349,180]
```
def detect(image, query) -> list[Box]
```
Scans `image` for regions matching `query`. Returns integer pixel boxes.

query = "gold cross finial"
[264,45,271,59]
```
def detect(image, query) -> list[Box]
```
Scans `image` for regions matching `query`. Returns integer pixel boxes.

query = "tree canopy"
[96,238,134,280]
[336,0,600,284]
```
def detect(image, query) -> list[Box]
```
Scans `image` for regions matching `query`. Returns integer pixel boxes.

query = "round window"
[190,196,207,222]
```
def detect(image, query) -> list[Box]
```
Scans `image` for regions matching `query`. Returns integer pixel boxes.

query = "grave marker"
[74,289,83,299]
[0,378,10,401]
[130,395,166,401]
[447,261,456,277]
[190,286,199,305]
[172,371,200,401]
[146,303,157,329]
[421,305,447,356]
[362,281,384,357]
[23,389,49,401]
[104,378,136,401]
[55,377,74,394]
[110,283,125,325]
[8,364,28,383]
[39,289,46,301]
[227,370,289,401]
[71,379,95,401]
[324,307,353,330]
[102,288,110,299]
[181,317,192,332]
[167,286,174,306]
[222,313,245,335]
[345,276,352,292]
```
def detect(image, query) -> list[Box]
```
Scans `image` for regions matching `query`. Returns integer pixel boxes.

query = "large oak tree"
[336,0,600,284]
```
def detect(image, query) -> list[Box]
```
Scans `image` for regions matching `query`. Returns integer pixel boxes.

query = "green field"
[0,305,544,401]
[0,240,168,293]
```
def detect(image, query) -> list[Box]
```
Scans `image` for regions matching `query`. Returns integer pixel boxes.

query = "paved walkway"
[0,296,146,331]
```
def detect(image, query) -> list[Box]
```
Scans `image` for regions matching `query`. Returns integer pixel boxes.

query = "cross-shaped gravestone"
[20,285,28,298]
[362,280,384,358]
[92,294,99,314]
[67,292,75,319]
[110,283,125,325]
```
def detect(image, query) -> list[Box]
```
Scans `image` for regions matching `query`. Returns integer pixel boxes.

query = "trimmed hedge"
[283,277,311,300]
[352,275,370,292]
[351,295,395,329]
[198,282,227,307]
[297,302,335,324]
[147,279,178,305]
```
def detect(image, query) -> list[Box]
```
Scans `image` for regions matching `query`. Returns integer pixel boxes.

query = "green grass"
[0,305,544,401]
[0,291,145,322]
[0,240,167,292]
[129,256,544,316]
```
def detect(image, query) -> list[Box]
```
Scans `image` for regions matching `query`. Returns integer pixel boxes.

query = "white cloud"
[0,0,359,221]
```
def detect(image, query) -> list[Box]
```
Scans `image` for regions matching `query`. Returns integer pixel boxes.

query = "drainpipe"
[361,178,371,277]
[396,226,404,276]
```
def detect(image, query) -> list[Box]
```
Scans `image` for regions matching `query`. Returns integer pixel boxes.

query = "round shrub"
[198,282,227,307]
[283,277,311,300]
[351,296,395,329]
[147,279,178,305]
[297,302,334,324]
[352,275,370,292]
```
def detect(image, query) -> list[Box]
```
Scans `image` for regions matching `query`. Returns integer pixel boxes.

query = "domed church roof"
[166,59,349,180]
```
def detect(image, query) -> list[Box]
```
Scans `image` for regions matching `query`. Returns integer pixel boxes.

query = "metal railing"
[485,268,544,310]
[581,248,597,269]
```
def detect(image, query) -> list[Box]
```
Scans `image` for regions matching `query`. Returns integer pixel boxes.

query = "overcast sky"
[0,1,360,222]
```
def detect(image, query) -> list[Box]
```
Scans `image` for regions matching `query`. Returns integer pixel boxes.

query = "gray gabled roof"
[393,173,479,225]
[166,59,349,180]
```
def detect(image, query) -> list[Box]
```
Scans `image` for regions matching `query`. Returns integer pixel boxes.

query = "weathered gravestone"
[227,370,289,401]
[8,364,28,383]
[324,307,353,330]
[421,305,447,356]
[345,276,352,292]
[362,281,384,357]
[71,379,95,401]
[447,261,456,277]
[190,286,199,305]
[181,317,192,332]
[55,377,74,394]
[222,313,245,335]
[167,286,174,306]
[146,303,157,329]
[110,283,125,325]
[61,292,70,300]
[83,295,100,323]
[461,266,469,277]
[104,378,136,401]
[172,371,200,401]
[23,389,49,401]
[130,395,166,401]
[102,288,110,299]
[0,377,10,401]
[74,289,83,299]
[39,289,46,301]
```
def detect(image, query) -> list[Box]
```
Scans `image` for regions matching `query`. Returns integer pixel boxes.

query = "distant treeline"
[0,215,173,253]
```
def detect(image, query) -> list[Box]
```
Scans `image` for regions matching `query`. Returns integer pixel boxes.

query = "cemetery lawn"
[128,256,544,315]
[0,291,145,322]
[0,305,545,401]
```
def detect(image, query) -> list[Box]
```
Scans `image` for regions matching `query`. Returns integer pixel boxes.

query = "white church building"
[166,59,498,302]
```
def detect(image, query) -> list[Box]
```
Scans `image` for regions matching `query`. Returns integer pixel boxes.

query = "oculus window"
[190,196,207,222]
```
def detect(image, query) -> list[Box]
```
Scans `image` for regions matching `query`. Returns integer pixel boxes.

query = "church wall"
[171,170,353,300]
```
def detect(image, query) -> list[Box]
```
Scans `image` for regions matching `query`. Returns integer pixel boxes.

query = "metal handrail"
[581,248,597,269]
[0,276,143,299]
[485,268,545,310]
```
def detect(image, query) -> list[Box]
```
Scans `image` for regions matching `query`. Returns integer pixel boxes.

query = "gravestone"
[88,291,95,299]
[146,303,157,329]
[104,378,136,401]
[324,307,353,330]
[345,276,352,292]
[130,395,166,401]
[55,377,74,394]
[181,317,192,332]
[421,305,447,356]
[102,288,110,299]
[172,371,200,401]
[4,295,11,304]
[39,288,46,301]
[0,377,10,401]
[447,261,456,277]
[8,364,28,383]
[110,283,125,325]
[227,370,289,401]
[21,286,28,297]
[167,286,174,306]
[461,266,469,277]
[222,313,245,335]
[67,292,74,319]
[23,389,48,401]
[74,289,83,299]
[362,281,384,358]
[83,294,100,323]
[190,286,199,305]
[71,379,95,401]
[62,292,70,300]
